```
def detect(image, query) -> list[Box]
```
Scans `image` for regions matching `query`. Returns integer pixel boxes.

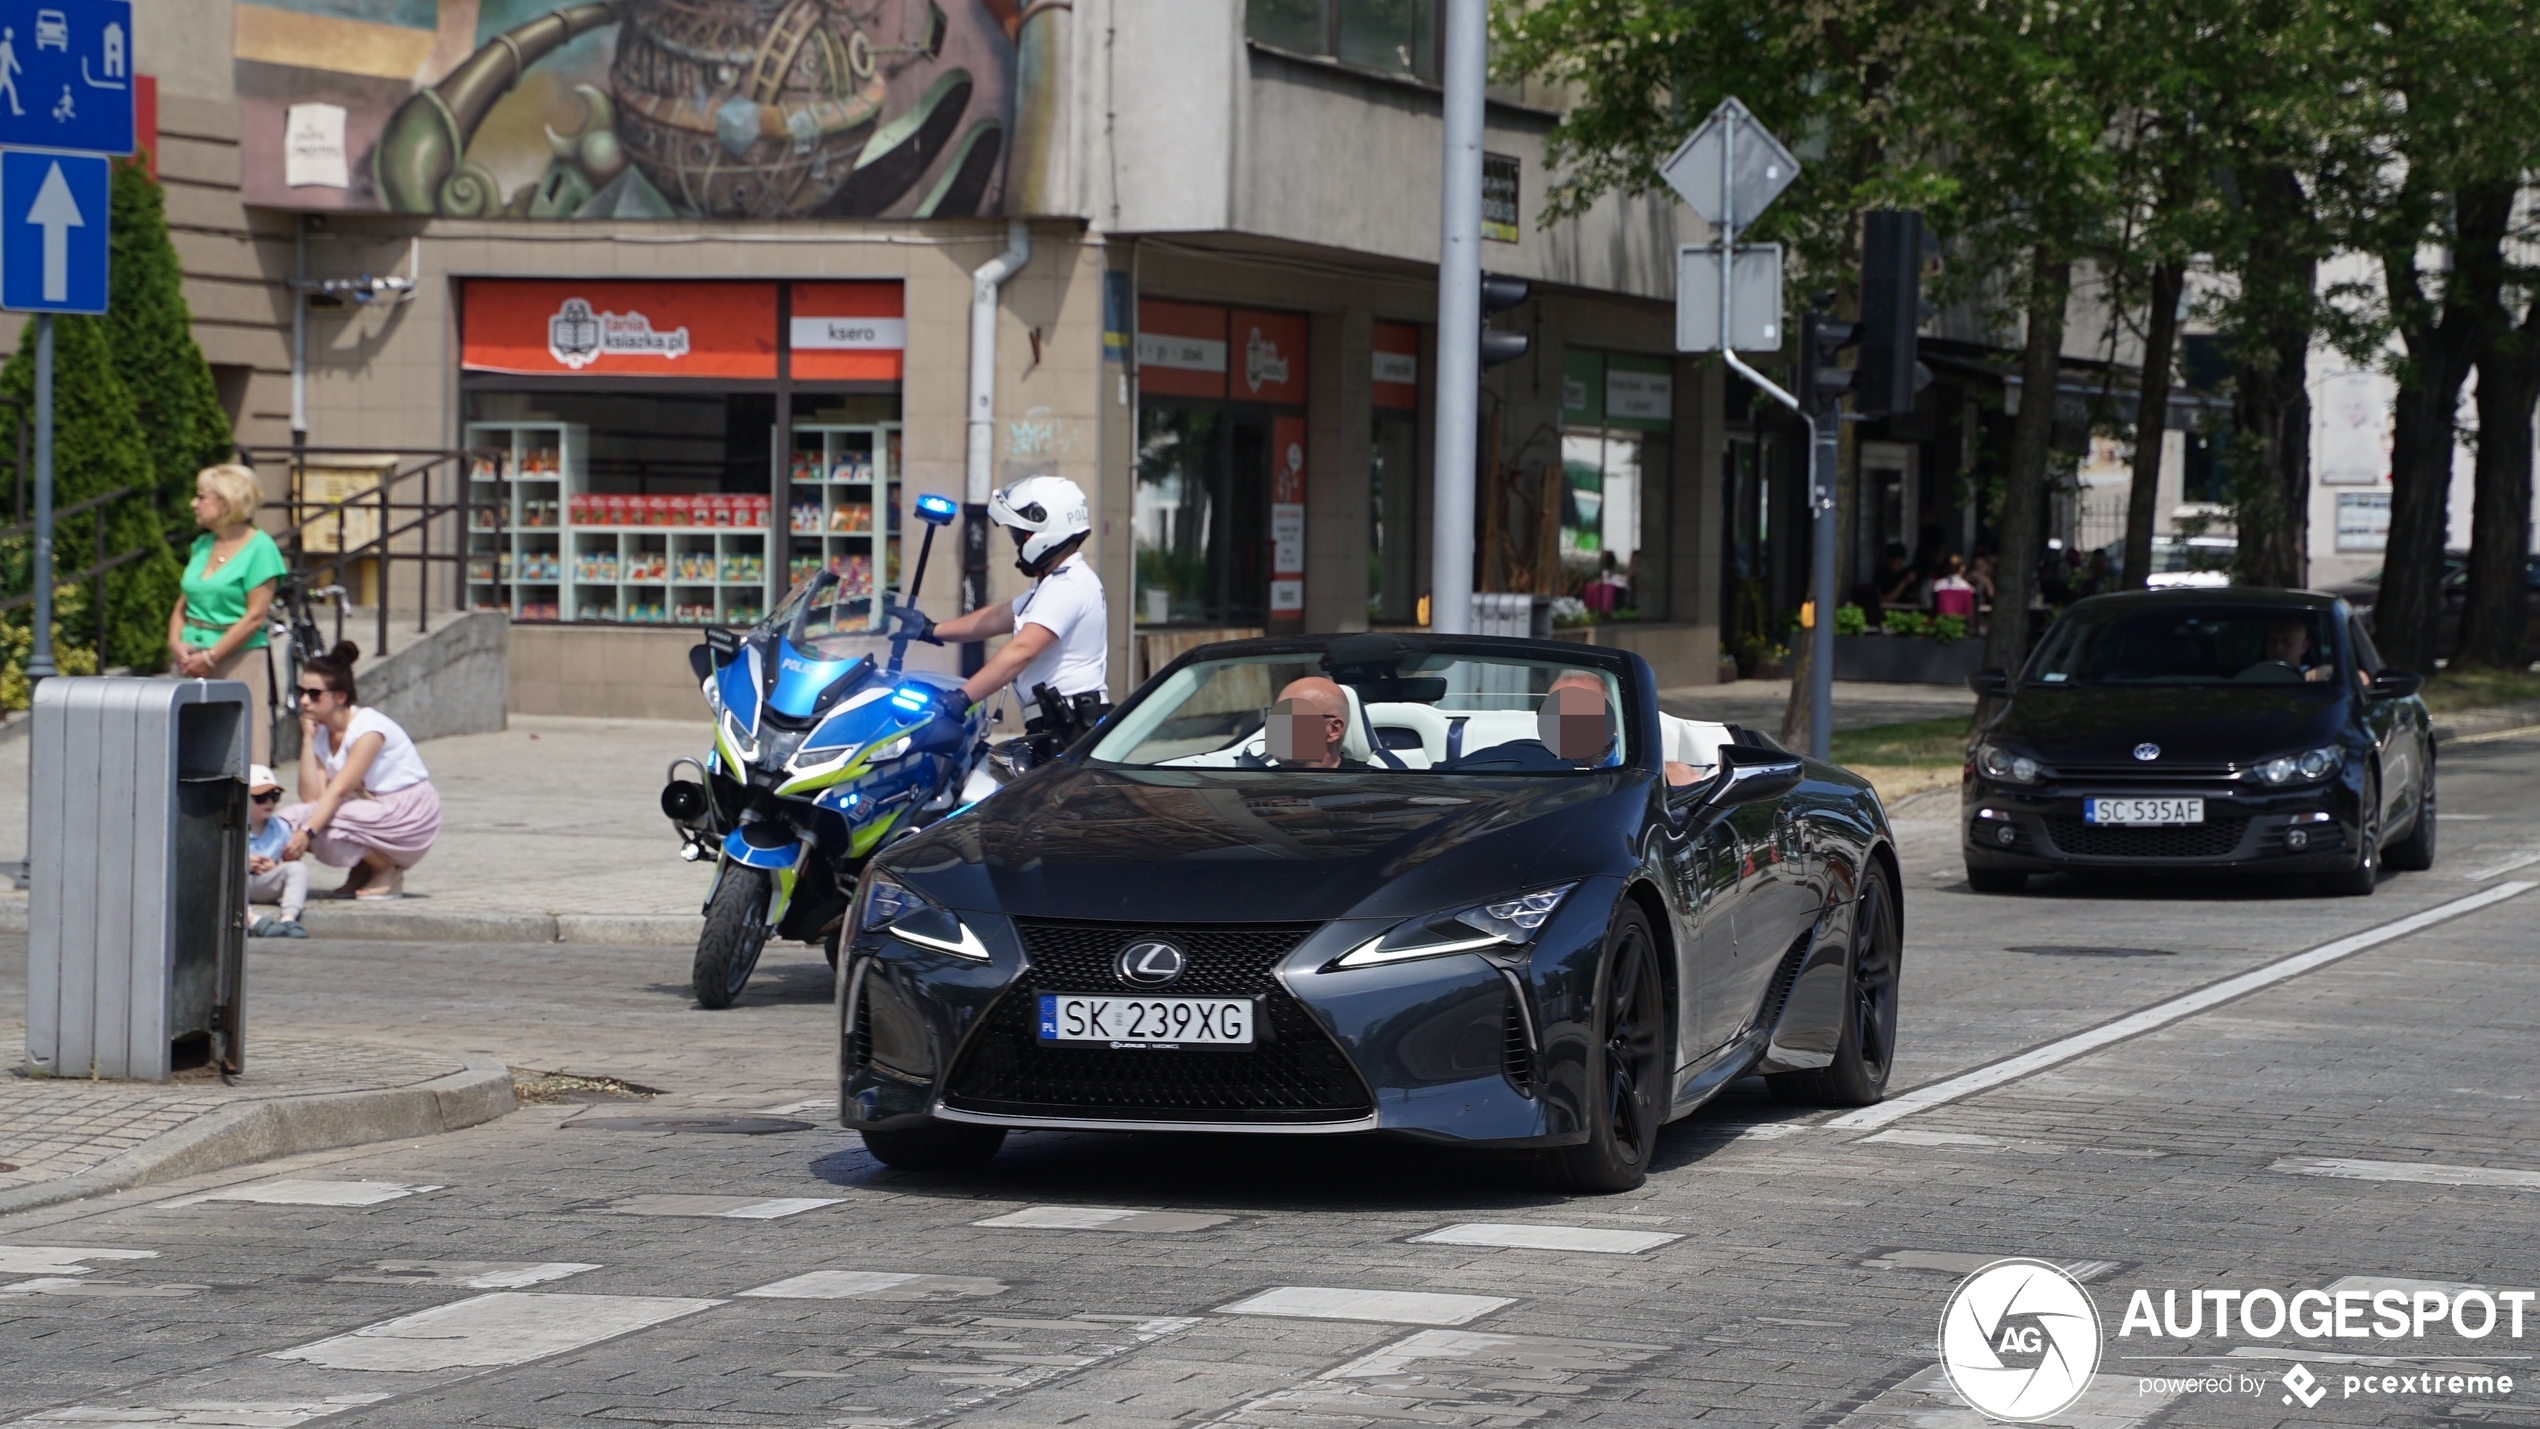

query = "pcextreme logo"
[1939,1259,2103,1422]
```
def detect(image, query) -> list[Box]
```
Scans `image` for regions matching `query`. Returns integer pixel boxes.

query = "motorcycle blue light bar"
[914,494,958,525]
[891,685,930,712]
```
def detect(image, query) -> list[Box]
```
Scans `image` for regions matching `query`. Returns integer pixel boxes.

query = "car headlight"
[1332,883,1578,970]
[1975,743,2046,784]
[857,874,989,960]
[2251,745,2344,786]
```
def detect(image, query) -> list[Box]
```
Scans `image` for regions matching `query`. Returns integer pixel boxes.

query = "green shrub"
[1882,609,1933,638]
[1834,603,1868,636]
[1931,613,1969,642]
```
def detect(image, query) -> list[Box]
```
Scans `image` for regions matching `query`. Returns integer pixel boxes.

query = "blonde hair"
[196,464,261,527]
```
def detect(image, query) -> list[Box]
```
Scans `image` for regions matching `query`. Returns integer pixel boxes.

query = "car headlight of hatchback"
[856,874,988,960]
[1331,883,1578,970]
[1974,742,2048,785]
[2250,745,2344,786]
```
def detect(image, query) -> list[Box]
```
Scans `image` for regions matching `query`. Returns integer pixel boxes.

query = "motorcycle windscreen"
[769,642,875,721]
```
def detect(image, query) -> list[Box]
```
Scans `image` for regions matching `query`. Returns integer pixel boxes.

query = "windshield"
[1091,651,1632,773]
[764,568,895,662]
[2026,605,2344,687]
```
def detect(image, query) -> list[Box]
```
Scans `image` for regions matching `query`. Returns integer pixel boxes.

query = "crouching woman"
[279,642,440,900]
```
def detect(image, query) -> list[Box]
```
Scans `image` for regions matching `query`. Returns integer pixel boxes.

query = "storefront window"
[1559,350,1673,619]
[1133,300,1309,631]
[1369,319,1423,625]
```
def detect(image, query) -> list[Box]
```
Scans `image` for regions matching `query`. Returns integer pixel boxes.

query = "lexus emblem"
[1117,940,1187,987]
[2133,743,2161,761]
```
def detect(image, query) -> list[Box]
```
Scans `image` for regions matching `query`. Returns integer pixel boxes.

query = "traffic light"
[1798,310,1856,414]
[1856,210,1935,417]
[1480,273,1531,368]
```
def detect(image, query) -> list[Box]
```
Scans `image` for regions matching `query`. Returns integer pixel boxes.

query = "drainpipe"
[291,216,309,545]
[962,218,1032,676]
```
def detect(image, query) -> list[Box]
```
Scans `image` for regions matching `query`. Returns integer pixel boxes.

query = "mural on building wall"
[236,0,1062,219]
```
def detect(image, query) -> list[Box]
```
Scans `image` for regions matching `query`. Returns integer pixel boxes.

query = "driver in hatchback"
[2260,618,2336,683]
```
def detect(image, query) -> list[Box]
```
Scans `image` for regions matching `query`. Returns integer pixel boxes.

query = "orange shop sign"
[463,280,779,379]
[790,281,906,381]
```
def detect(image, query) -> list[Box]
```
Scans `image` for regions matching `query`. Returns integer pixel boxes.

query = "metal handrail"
[0,484,146,621]
[244,444,489,661]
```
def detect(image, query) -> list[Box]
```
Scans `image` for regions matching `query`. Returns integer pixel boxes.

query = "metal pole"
[1809,413,1837,761]
[26,316,55,682]
[1428,0,1485,635]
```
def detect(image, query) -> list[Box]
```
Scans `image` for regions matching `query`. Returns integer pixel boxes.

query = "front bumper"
[838,881,1625,1147]
[1962,772,2364,874]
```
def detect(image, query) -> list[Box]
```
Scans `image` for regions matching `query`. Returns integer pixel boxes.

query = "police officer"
[897,475,1107,718]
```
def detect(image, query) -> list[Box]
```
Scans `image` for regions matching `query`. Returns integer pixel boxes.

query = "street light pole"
[1428,0,1485,636]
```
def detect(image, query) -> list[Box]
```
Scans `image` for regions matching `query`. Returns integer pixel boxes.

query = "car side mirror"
[2368,669,2423,699]
[1967,668,2011,698]
[1706,744,1804,808]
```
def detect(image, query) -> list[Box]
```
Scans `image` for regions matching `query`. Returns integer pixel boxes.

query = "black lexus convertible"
[837,633,1903,1191]
[1963,589,2436,894]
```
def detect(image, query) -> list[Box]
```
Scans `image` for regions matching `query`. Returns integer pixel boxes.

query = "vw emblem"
[1116,940,1187,987]
[2132,743,2161,762]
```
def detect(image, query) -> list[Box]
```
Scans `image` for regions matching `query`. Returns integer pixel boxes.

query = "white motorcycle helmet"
[990,474,1091,577]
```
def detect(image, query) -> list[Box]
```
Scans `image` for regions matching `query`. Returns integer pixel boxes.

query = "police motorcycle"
[660,494,996,1009]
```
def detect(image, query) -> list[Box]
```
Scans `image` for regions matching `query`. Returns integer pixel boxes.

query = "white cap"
[249,764,282,793]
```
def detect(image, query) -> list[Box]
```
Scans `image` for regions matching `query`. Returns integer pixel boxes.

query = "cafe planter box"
[1832,634,1989,685]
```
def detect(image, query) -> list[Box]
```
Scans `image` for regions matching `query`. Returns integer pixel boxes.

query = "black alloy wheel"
[1771,861,1901,1106]
[861,1121,1008,1172]
[1538,903,1666,1193]
[2385,757,2437,872]
[692,866,773,1009]
[2323,771,2382,897]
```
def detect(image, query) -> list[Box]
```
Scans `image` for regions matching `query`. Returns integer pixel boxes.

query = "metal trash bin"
[26,678,250,1080]
[1472,592,1553,639]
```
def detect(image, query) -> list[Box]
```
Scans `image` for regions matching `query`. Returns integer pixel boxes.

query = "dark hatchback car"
[839,633,1904,1192]
[1963,589,2435,895]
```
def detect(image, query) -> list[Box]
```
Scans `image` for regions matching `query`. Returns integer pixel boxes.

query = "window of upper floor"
[1248,0,1441,84]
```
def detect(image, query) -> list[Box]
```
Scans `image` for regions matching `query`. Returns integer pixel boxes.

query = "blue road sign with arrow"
[1,148,106,312]
[0,0,132,155]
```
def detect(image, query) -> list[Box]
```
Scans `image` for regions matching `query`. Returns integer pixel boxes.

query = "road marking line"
[973,1206,1230,1232]
[1829,880,2537,1131]
[1860,1249,2123,1281]
[2445,724,2540,745]
[1408,1223,1682,1255]
[0,1246,157,1275]
[2463,849,2540,880]
[1216,1287,1515,1326]
[2273,1156,2540,1190]
[328,1261,599,1289]
[269,1291,722,1373]
[166,1180,441,1207]
[1862,1130,2002,1149]
[18,1393,392,1425]
[1828,1365,2177,1428]
[739,1271,1009,1301]
[602,1194,844,1219]
[0,1276,208,1298]
[754,1098,837,1116]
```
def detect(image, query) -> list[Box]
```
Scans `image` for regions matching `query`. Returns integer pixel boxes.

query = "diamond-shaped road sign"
[1676,244,1782,353]
[1660,97,1800,232]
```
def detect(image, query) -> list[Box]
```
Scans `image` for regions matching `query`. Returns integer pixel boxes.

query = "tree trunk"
[1983,245,2072,676]
[2458,315,2538,669]
[2122,261,2183,592]
[2376,185,2506,673]
[2231,168,2316,590]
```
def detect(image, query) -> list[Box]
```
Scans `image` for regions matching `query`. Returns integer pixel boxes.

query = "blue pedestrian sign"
[1,148,106,312]
[0,0,131,156]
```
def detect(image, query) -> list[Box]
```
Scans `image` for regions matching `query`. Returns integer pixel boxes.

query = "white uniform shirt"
[1007,553,1108,703]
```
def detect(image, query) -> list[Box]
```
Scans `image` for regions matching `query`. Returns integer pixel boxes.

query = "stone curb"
[0,902,701,946]
[0,1058,517,1218]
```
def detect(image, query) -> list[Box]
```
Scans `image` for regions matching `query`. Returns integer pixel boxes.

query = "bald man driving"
[1262,676,1369,770]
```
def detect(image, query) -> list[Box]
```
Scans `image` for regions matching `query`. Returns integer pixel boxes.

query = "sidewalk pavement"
[2,714,718,946]
[0,1017,514,1217]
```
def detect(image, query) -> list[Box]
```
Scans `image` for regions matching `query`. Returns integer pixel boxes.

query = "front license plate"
[2084,797,2204,826]
[1037,994,1255,1047]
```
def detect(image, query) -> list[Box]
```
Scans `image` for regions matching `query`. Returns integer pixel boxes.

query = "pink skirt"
[280,781,441,870]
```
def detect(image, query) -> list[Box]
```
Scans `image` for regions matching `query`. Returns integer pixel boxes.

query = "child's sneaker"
[251,917,311,939]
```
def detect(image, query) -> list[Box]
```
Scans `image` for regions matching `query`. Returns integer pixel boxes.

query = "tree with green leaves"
[0,316,183,672]
[107,156,234,526]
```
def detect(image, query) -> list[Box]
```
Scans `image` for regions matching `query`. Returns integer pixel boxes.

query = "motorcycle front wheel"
[692,866,772,1010]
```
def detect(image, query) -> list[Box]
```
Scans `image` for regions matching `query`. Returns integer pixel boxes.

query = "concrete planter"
[1833,634,1988,685]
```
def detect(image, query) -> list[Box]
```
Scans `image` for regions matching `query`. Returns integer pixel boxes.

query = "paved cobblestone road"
[4,734,2538,1427]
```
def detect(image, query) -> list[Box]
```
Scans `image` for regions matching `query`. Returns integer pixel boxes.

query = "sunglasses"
[252,790,283,804]
[295,686,330,701]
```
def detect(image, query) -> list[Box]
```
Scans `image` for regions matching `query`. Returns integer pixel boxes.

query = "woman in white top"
[278,641,442,900]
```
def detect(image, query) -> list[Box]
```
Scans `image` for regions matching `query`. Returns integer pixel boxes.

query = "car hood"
[1993,685,2351,767]
[882,764,1647,924]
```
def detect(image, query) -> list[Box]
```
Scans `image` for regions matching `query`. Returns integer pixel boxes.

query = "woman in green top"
[168,463,288,762]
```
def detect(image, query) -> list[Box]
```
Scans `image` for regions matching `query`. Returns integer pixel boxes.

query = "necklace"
[201,530,250,577]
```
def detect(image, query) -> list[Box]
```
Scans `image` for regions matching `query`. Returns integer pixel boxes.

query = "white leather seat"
[1662,714,1735,772]
[1364,701,1450,768]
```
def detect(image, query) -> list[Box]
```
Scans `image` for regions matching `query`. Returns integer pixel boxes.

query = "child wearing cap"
[245,764,309,938]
